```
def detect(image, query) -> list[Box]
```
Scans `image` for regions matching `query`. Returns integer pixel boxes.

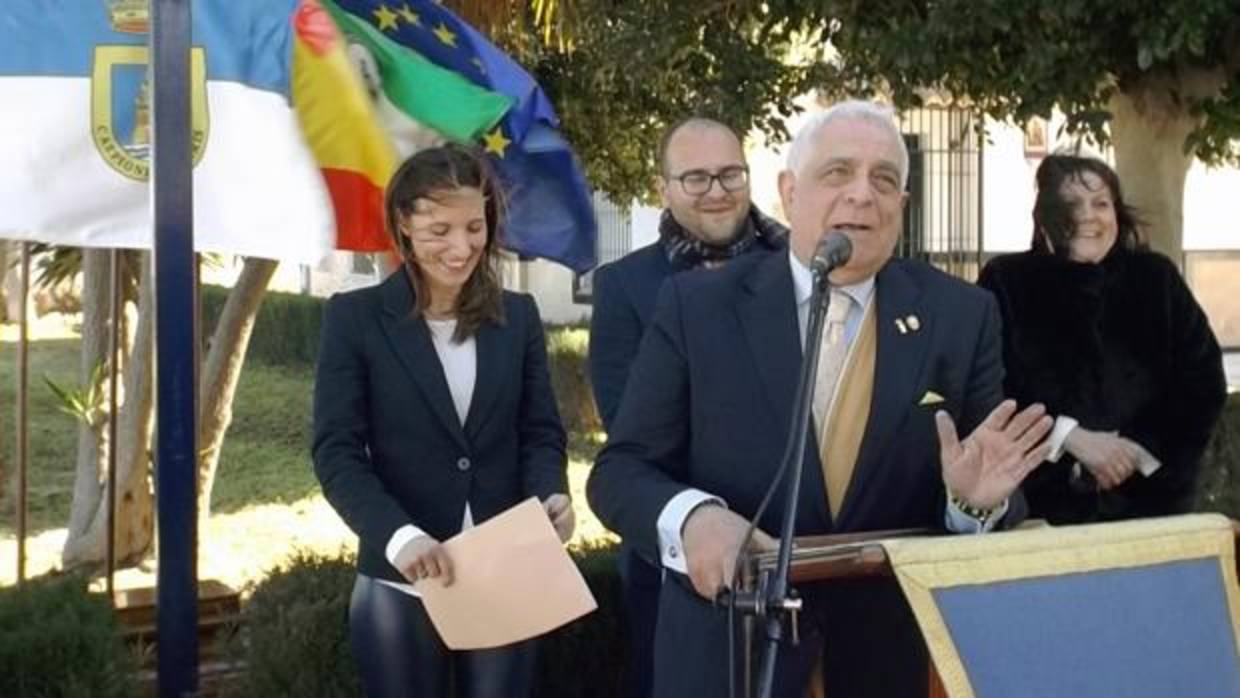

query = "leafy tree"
[805,0,1240,260]
[462,1,1240,258]
[451,1,826,205]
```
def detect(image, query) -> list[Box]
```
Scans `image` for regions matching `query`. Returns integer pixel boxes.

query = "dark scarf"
[659,205,787,270]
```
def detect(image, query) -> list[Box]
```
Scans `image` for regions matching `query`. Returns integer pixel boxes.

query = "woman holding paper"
[978,153,1225,524]
[312,144,573,697]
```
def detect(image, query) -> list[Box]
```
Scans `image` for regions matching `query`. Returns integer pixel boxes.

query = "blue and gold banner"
[884,514,1240,697]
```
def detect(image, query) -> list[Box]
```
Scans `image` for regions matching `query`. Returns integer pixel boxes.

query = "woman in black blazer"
[313,144,573,697]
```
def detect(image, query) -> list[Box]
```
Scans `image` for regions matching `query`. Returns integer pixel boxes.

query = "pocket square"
[918,390,945,406]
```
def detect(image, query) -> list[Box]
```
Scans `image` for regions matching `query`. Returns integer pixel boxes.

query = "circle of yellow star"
[373,5,399,32]
[398,4,421,26]
[433,23,458,47]
[483,128,511,157]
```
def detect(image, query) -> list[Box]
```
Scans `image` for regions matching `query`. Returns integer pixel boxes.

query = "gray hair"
[784,100,909,190]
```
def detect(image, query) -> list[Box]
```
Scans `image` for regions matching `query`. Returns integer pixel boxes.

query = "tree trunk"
[64,250,110,540]
[1109,90,1196,266]
[0,240,9,323]
[196,257,277,519]
[62,253,156,569]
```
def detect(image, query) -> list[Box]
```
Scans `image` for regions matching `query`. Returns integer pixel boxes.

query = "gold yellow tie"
[811,288,851,434]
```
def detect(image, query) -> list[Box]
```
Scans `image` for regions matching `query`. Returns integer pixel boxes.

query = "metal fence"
[572,192,632,302]
[897,106,985,281]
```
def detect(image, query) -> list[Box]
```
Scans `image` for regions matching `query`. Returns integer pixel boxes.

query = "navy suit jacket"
[588,242,675,430]
[588,250,1018,564]
[313,271,567,583]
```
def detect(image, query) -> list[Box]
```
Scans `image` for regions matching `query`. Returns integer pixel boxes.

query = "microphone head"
[811,230,852,274]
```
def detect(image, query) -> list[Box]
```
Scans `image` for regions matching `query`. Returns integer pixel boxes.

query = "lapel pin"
[906,315,921,332]
[894,318,908,334]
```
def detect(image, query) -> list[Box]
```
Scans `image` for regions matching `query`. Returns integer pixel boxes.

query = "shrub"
[1195,392,1240,517]
[0,573,136,698]
[201,286,604,442]
[224,549,360,698]
[231,543,627,697]
[201,285,323,368]
[546,325,601,437]
[537,542,627,698]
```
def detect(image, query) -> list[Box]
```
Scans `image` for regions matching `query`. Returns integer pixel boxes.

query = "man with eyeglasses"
[588,117,786,698]
[588,101,1050,697]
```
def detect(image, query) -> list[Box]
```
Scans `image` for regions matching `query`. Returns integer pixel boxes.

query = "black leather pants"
[349,575,537,698]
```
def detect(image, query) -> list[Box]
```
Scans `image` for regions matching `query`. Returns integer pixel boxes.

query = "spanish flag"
[291,0,395,251]
[291,0,510,252]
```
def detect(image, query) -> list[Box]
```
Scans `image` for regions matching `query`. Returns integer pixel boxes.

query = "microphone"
[811,230,852,275]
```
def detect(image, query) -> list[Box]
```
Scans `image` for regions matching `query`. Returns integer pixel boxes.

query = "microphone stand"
[729,263,834,698]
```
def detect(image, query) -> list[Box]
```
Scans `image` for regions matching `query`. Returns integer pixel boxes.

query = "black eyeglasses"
[668,165,749,195]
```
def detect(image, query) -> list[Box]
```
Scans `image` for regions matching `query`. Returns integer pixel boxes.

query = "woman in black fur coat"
[978,154,1226,524]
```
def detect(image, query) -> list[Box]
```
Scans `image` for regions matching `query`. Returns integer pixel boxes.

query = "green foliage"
[492,2,825,204]
[42,360,108,427]
[223,550,360,698]
[229,543,626,697]
[200,285,323,367]
[0,573,136,698]
[806,0,1240,161]
[208,362,319,514]
[29,245,142,307]
[488,0,1240,203]
[1195,392,1240,517]
[536,542,626,698]
[0,338,84,535]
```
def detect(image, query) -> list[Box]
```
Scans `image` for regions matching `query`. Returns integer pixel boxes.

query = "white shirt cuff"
[1046,415,1079,462]
[945,495,1008,534]
[385,524,430,567]
[657,489,725,574]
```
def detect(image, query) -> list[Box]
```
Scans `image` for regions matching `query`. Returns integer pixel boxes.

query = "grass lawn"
[0,317,614,590]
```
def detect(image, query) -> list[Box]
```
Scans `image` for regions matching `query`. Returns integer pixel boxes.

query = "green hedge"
[201,286,601,436]
[0,573,136,697]
[231,544,626,698]
[201,285,323,368]
[1195,392,1240,517]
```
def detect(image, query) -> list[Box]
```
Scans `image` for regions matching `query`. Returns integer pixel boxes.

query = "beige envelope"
[415,497,597,649]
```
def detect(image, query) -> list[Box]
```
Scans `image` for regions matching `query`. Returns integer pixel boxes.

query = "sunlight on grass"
[2,460,615,591]
[1,313,617,592]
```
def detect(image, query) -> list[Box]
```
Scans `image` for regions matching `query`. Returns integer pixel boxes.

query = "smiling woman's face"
[1058,171,1118,264]
[401,186,488,305]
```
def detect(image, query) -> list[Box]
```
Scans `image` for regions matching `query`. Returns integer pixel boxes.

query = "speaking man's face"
[779,117,907,285]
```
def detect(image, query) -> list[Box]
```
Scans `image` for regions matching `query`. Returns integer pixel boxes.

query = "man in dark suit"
[588,117,786,698]
[587,100,1053,698]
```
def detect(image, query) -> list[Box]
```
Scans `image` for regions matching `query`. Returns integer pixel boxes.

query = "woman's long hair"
[383,144,506,340]
[1031,154,1145,257]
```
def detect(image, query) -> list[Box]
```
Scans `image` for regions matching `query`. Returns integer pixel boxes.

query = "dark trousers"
[652,574,929,698]
[618,544,662,698]
[349,575,537,698]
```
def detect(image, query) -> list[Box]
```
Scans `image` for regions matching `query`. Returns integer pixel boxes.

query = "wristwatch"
[949,490,997,525]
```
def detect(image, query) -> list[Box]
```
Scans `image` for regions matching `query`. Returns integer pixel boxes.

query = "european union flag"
[332,0,597,272]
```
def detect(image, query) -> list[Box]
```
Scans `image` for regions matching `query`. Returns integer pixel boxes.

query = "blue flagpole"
[151,0,199,695]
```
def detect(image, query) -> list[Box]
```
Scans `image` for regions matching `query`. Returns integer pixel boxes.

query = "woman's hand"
[1065,428,1138,490]
[543,494,576,543]
[393,535,454,587]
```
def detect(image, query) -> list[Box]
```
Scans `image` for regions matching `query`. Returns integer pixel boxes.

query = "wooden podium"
[741,527,946,698]
[741,520,1240,698]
